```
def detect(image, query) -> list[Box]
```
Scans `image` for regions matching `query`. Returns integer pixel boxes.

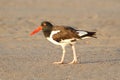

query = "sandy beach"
[0,0,120,80]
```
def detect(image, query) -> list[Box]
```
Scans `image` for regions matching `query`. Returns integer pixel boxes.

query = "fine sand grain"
[0,0,120,80]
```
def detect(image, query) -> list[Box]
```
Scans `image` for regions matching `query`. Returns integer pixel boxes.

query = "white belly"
[47,37,77,46]
[47,30,77,46]
[47,37,60,45]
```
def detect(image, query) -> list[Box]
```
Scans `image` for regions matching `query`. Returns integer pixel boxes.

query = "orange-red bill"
[30,26,42,36]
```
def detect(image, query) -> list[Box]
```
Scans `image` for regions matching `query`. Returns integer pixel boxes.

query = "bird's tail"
[77,30,97,39]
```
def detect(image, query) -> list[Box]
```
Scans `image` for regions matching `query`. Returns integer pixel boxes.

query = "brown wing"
[52,26,80,42]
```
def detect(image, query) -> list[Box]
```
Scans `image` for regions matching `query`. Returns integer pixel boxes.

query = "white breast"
[47,30,60,45]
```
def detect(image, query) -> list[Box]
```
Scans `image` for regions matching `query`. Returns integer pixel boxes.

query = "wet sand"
[0,0,120,80]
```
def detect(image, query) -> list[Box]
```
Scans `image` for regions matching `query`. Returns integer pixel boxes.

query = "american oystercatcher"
[30,21,96,64]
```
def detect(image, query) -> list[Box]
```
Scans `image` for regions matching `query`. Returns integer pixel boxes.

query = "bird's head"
[30,21,53,36]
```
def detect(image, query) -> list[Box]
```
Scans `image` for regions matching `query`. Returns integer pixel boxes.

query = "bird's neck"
[42,26,53,37]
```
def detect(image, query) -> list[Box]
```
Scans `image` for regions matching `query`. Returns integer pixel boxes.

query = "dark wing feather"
[52,26,79,42]
[80,31,97,38]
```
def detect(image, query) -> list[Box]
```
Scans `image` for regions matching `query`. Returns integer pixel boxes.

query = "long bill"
[30,26,42,36]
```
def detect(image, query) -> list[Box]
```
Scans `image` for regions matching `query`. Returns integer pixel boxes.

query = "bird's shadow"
[61,58,120,65]
[80,58,120,64]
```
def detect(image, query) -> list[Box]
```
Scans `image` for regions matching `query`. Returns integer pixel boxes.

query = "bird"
[30,21,96,64]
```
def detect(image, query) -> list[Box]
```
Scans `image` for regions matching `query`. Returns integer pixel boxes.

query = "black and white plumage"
[30,21,96,64]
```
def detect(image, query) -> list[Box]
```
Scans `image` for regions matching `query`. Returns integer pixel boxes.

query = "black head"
[30,21,53,36]
[40,21,53,37]
[41,21,53,27]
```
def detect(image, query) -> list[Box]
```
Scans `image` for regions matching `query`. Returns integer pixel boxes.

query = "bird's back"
[52,26,79,42]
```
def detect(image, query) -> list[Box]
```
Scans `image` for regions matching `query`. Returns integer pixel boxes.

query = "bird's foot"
[53,61,64,64]
[68,60,78,64]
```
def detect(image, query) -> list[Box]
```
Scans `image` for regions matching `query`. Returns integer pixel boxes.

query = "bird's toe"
[53,61,64,64]
[68,60,78,64]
